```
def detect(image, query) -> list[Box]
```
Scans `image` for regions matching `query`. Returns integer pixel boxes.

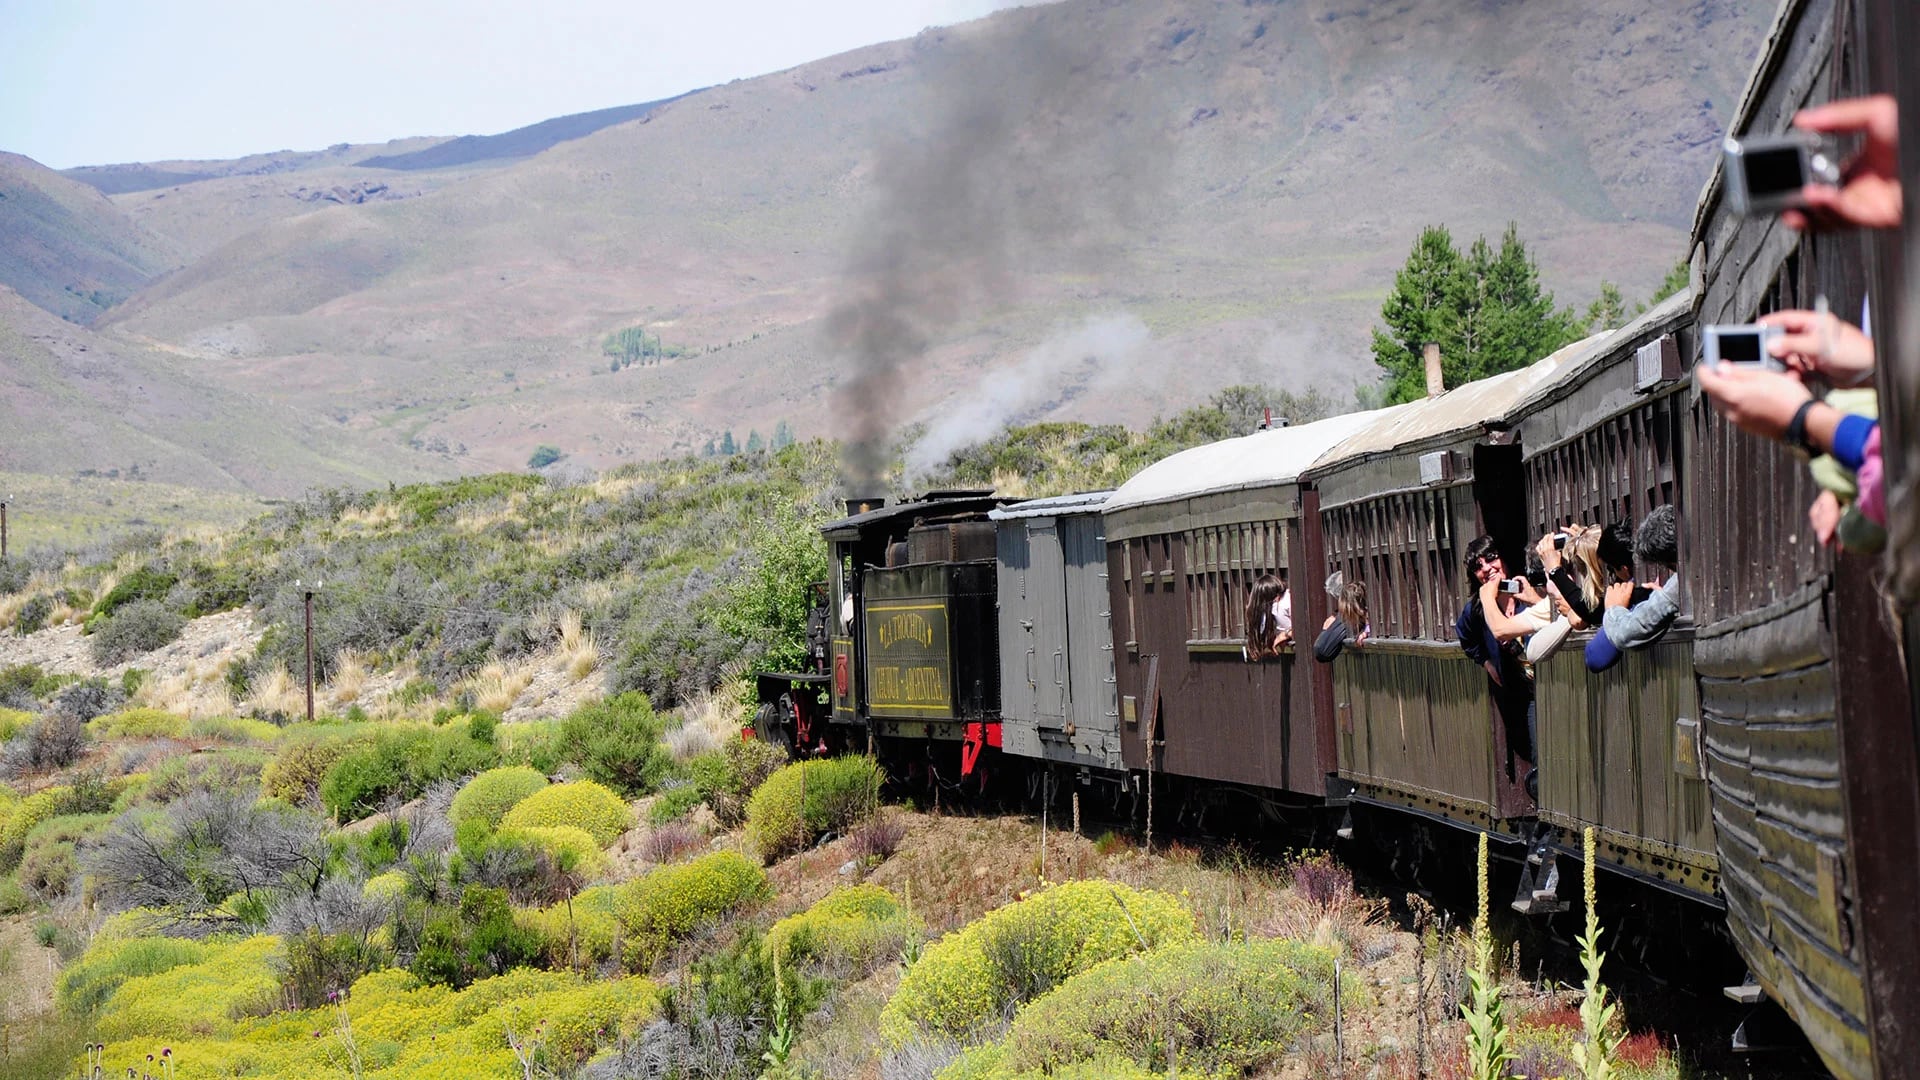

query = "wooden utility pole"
[1,496,10,559]
[297,579,320,723]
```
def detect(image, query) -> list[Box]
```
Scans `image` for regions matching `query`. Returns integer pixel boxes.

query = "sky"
[0,0,1028,169]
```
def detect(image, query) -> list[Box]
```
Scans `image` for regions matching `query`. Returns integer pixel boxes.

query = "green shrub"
[497,718,564,773]
[767,883,921,977]
[0,706,37,741]
[616,850,770,970]
[450,765,550,830]
[13,594,52,635]
[528,445,565,469]
[58,936,211,1015]
[260,733,353,805]
[16,811,111,898]
[647,781,705,825]
[87,707,187,740]
[558,692,673,798]
[691,737,787,828]
[185,714,284,743]
[745,756,882,861]
[281,928,390,1009]
[411,885,544,989]
[939,1047,1208,1080]
[321,723,499,821]
[90,566,178,620]
[88,599,186,665]
[499,780,633,846]
[880,881,1199,1044]
[981,939,1342,1077]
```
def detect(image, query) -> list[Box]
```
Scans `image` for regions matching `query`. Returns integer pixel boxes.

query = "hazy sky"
[0,0,1028,169]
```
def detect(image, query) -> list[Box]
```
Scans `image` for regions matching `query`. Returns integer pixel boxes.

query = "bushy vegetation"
[319,720,498,821]
[449,764,550,829]
[767,883,921,978]
[615,850,770,970]
[947,939,1343,1078]
[745,756,882,860]
[881,880,1198,1044]
[498,780,633,846]
[690,737,787,829]
[558,691,672,798]
[89,599,186,664]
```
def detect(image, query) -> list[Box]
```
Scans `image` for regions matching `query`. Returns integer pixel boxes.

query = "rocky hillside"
[1,0,1771,492]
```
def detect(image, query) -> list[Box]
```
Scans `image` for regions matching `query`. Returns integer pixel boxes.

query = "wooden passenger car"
[1501,295,1720,900]
[1685,1,1917,1073]
[1102,412,1382,797]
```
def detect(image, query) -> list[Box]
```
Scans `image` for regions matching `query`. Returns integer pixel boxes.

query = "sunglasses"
[1471,556,1501,571]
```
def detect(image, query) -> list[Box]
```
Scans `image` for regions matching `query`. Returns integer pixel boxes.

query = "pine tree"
[1371,223,1581,405]
[701,439,716,457]
[772,420,794,450]
[1586,282,1629,333]
[719,430,737,455]
[745,430,765,453]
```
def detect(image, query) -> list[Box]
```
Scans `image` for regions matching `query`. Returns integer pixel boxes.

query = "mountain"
[5,0,1773,490]
[0,153,179,324]
[356,93,705,171]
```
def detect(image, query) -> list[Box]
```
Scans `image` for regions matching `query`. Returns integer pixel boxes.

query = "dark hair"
[1337,580,1368,631]
[1245,574,1287,661]
[1464,535,1499,574]
[1634,505,1678,570]
[1598,522,1635,571]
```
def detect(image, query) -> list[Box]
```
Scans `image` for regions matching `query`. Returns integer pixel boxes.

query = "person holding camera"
[1455,535,1544,793]
[1536,524,1606,628]
[1585,506,1684,671]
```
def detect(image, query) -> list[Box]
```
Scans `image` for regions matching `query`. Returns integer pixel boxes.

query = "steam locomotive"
[752,2,1920,1077]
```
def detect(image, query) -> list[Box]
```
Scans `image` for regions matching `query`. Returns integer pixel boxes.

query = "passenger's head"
[1245,573,1285,660]
[1465,534,1504,586]
[1635,505,1678,571]
[1563,526,1605,608]
[1338,580,1368,629]
[1598,522,1636,579]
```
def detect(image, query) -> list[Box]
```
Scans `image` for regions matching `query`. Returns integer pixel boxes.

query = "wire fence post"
[299,579,321,724]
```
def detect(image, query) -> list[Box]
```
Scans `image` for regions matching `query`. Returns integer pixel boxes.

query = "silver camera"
[1703,324,1786,371]
[1499,578,1525,596]
[1722,133,1841,216]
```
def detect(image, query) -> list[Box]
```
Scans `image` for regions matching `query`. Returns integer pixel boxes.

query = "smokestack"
[1423,342,1444,398]
[1261,407,1271,431]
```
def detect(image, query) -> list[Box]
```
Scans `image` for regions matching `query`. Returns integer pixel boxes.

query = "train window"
[1183,520,1287,645]
[1321,490,1457,640]
[1526,395,1684,544]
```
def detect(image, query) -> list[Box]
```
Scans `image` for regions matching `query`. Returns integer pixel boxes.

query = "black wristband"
[1786,399,1820,455]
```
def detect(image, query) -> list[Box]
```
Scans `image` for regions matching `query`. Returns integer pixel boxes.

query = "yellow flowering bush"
[0,707,34,741]
[86,965,658,1080]
[991,938,1342,1076]
[57,934,211,1015]
[0,785,73,863]
[498,780,632,846]
[616,850,770,970]
[518,884,621,968]
[767,883,921,976]
[880,880,1197,1044]
[364,870,410,903]
[449,765,549,829]
[88,707,187,739]
[189,714,286,744]
[92,934,285,1041]
[939,1045,1211,1080]
[745,756,882,861]
[496,823,609,879]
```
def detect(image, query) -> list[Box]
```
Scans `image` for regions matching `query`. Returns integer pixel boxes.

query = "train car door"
[1471,439,1535,819]
[1025,519,1069,729]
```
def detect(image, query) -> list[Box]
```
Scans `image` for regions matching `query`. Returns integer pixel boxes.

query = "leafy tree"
[1585,281,1629,333]
[719,431,737,456]
[1371,223,1583,404]
[527,445,564,469]
[717,503,829,676]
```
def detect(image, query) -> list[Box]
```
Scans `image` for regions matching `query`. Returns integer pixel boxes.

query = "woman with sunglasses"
[1455,534,1547,798]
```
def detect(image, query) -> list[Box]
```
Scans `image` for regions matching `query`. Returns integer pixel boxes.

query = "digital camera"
[1499,578,1525,595]
[1703,323,1787,370]
[1722,132,1841,216]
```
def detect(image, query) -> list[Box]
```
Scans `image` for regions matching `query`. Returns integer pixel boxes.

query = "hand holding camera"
[1756,307,1875,386]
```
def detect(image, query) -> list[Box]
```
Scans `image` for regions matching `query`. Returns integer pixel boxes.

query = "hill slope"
[0,153,179,324]
[24,0,1772,484]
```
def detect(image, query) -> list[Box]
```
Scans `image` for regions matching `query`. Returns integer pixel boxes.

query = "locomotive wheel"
[753,701,794,757]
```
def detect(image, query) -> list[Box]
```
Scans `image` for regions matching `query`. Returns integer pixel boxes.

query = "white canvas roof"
[1103,407,1400,515]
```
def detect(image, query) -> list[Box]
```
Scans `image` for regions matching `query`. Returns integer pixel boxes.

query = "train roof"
[1101,408,1391,516]
[821,493,1002,540]
[988,491,1113,521]
[1301,331,1604,476]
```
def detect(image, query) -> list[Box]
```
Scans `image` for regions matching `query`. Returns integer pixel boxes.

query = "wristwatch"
[1785,399,1821,458]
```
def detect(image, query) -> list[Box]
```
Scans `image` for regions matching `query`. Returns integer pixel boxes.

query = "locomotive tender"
[756,1,1920,1075]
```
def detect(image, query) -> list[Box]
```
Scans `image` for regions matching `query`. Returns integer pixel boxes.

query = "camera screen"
[1744,145,1806,196]
[1717,329,1763,363]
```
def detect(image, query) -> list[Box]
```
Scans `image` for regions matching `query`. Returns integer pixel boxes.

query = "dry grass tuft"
[666,687,746,761]
[247,663,305,718]
[325,650,369,706]
[469,658,535,714]
[556,610,599,681]
[336,501,401,531]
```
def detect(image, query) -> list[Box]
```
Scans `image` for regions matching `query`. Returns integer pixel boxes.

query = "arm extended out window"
[1183,521,1288,645]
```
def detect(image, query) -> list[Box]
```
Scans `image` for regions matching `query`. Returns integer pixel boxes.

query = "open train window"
[1526,395,1684,538]
[1320,490,1457,641]
[1183,520,1286,645]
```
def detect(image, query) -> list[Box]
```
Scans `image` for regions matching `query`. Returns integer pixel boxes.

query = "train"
[752,2,1920,1077]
